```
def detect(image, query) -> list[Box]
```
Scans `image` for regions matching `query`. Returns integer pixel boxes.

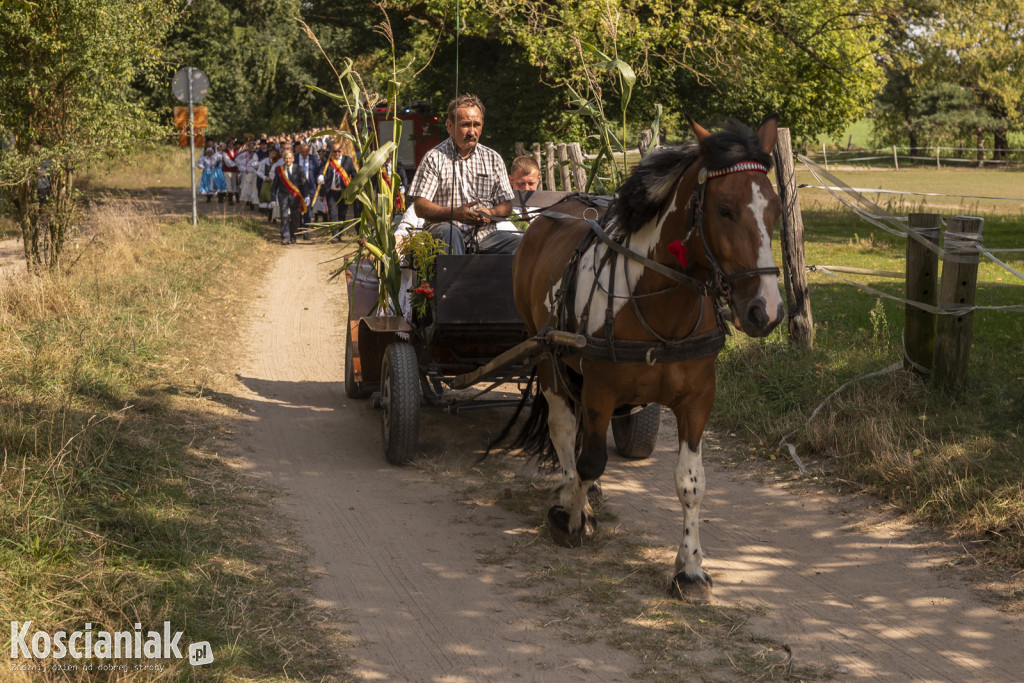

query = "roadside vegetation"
[714,172,1024,574]
[0,160,350,680]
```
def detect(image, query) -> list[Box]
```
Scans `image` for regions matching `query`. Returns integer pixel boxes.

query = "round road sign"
[172,67,210,104]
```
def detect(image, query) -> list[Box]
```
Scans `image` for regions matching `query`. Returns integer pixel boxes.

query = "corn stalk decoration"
[565,35,662,194]
[301,12,410,316]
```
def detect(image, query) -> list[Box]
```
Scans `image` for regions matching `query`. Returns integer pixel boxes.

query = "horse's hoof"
[669,570,714,603]
[547,505,597,548]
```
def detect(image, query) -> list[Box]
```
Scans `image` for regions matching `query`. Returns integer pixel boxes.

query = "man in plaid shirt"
[408,94,519,254]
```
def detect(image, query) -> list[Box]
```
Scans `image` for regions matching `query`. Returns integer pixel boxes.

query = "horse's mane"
[608,121,774,234]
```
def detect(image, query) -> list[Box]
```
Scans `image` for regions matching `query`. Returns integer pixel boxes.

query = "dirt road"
[228,242,1024,681]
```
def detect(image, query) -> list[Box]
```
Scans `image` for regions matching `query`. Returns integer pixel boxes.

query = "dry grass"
[0,202,353,680]
[77,144,193,192]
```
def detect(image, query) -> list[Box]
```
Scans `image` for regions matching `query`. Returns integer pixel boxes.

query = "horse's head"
[686,115,785,338]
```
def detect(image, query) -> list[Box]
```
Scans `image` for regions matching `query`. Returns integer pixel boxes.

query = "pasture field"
[795,165,1024,217]
[0,199,346,680]
[814,117,874,150]
[715,166,1024,572]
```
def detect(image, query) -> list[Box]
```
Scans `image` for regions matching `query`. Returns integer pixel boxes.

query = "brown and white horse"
[510,115,784,601]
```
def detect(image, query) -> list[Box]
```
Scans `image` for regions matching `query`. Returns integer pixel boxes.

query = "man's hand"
[452,203,491,227]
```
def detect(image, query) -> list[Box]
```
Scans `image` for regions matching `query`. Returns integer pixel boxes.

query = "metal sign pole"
[188,66,198,226]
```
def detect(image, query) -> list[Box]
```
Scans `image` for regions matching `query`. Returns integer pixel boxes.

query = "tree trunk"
[47,166,75,269]
[976,128,984,168]
[16,181,42,272]
[994,129,1008,161]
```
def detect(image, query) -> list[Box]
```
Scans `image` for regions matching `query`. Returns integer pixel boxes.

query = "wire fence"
[796,154,1024,315]
[802,145,1024,169]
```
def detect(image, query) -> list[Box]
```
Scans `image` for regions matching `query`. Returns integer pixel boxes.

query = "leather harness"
[538,161,780,371]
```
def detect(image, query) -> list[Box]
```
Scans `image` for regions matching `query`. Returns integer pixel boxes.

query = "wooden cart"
[344,191,661,465]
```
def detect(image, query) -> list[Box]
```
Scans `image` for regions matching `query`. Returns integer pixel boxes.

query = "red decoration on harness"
[667,240,687,267]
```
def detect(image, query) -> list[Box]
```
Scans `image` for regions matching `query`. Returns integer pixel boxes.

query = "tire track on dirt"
[228,244,644,682]
[601,413,1024,681]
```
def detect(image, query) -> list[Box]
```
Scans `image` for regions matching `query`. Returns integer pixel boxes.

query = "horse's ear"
[756,113,780,154]
[687,115,711,142]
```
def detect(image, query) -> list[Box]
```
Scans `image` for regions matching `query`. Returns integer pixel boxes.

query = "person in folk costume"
[316,141,358,241]
[237,140,260,209]
[253,138,270,204]
[256,147,281,221]
[271,150,309,245]
[221,140,240,205]
[294,142,319,234]
[196,146,227,202]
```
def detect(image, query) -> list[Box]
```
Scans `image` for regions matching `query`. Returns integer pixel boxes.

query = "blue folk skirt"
[199,166,227,195]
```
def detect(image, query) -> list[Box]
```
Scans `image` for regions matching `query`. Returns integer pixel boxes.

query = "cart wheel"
[611,404,660,460]
[380,342,421,465]
[345,325,372,399]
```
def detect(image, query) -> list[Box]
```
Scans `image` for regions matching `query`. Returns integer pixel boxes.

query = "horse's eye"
[716,205,732,219]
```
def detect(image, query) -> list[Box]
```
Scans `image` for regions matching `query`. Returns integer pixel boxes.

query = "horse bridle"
[682,161,781,301]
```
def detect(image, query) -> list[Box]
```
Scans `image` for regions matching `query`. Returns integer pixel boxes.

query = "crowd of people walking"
[195,129,378,244]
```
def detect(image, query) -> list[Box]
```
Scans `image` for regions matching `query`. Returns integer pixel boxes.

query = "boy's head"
[509,155,541,191]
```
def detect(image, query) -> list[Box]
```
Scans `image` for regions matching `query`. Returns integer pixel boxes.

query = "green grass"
[713,201,1024,569]
[0,202,350,680]
[815,117,874,150]
[795,166,1024,216]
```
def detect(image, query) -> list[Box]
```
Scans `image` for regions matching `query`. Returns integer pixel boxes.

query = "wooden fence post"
[932,216,984,393]
[531,143,543,190]
[904,213,942,376]
[567,143,587,191]
[544,141,557,191]
[556,143,572,191]
[772,127,814,349]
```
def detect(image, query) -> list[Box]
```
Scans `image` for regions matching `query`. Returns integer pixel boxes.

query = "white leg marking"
[674,440,706,578]
[543,388,590,529]
[748,182,784,323]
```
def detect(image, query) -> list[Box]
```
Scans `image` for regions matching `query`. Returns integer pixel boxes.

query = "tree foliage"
[378,0,891,146]
[0,0,174,269]
[873,0,1024,152]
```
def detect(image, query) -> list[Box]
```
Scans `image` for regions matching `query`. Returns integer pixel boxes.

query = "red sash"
[277,165,307,213]
[329,158,351,188]
[381,166,405,212]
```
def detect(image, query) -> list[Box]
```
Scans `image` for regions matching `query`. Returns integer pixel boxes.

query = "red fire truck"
[372,106,444,176]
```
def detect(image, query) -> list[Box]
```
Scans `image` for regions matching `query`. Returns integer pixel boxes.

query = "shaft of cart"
[448,330,586,390]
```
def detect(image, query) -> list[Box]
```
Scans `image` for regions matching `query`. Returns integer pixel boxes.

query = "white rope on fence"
[797,154,1024,288]
[808,265,1024,313]
[797,183,1024,204]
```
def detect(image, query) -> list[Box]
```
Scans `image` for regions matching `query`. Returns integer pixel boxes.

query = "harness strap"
[539,209,714,296]
[573,328,726,366]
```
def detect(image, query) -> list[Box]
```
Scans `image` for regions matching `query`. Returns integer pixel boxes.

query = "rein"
[541,160,779,367]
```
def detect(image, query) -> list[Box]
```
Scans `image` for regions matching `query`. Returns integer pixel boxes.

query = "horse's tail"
[486,370,557,464]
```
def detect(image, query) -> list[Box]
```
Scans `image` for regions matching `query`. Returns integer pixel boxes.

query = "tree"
[873,0,1024,157]
[383,0,894,144]
[0,0,174,270]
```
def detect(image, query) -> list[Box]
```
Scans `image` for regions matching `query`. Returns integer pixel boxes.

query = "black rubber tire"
[611,404,660,460]
[344,325,372,399]
[380,342,421,465]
